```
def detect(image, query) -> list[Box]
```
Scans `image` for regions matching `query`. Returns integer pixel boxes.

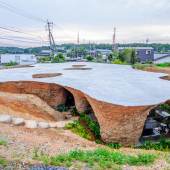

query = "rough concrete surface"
[0,62,169,145]
[0,62,170,106]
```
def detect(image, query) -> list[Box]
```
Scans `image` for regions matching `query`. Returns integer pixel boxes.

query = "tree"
[130,49,137,65]
[52,53,65,63]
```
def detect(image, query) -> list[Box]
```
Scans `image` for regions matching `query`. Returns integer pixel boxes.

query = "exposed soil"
[64,68,92,70]
[0,123,169,170]
[32,73,62,78]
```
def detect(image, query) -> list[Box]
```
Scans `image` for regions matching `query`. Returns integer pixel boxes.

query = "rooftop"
[0,62,170,106]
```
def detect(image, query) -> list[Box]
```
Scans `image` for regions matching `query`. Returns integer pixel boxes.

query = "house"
[154,53,170,64]
[0,54,37,65]
[118,47,154,63]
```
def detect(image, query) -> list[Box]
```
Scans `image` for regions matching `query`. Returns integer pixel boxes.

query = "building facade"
[118,47,154,63]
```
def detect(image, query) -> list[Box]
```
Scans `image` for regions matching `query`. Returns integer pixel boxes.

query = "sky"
[0,0,170,47]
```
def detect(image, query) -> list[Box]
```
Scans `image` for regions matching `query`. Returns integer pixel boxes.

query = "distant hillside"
[1,43,170,54]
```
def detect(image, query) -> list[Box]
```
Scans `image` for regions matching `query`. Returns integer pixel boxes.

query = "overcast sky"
[0,0,170,47]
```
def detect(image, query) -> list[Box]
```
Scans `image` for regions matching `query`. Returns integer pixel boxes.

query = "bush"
[4,61,17,66]
[132,63,154,70]
[33,148,157,169]
[112,59,125,65]
[86,55,93,62]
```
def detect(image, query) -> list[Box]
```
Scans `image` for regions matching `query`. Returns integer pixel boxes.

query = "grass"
[0,156,8,167]
[33,148,157,169]
[138,139,170,152]
[156,62,170,67]
[0,139,7,146]
[132,63,154,70]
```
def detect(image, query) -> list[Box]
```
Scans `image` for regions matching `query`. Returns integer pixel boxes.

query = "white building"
[0,54,37,65]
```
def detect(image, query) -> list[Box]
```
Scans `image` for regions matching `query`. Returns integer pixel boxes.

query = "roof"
[0,62,170,106]
[154,53,170,61]
[118,47,154,50]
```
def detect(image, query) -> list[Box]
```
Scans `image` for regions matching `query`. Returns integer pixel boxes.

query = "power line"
[0,0,46,23]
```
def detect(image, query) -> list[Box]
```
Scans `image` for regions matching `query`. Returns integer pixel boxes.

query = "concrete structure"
[118,47,154,63]
[0,62,169,145]
[0,54,37,65]
[154,53,170,64]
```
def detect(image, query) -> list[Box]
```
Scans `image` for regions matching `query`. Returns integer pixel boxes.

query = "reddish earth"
[32,73,62,78]
[141,66,170,81]
[0,81,158,146]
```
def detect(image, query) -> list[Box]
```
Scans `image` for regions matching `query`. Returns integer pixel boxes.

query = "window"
[136,50,139,55]
[146,50,151,55]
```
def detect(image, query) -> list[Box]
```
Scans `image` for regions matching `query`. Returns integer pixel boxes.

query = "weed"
[33,148,157,169]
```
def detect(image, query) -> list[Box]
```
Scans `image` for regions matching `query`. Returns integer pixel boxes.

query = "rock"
[12,117,25,125]
[29,165,68,170]
[55,120,73,128]
[0,114,12,123]
[25,120,38,129]
[49,122,58,128]
[65,114,72,119]
[38,122,49,129]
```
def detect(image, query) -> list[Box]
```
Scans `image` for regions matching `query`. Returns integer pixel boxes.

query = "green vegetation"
[86,55,94,62]
[52,53,65,63]
[56,104,69,112]
[38,56,51,63]
[138,139,170,152]
[4,61,17,67]
[159,104,170,113]
[65,113,100,141]
[65,120,92,140]
[79,113,100,139]
[0,139,7,146]
[0,156,8,167]
[106,143,122,149]
[156,62,170,67]
[33,148,157,169]
[112,59,126,65]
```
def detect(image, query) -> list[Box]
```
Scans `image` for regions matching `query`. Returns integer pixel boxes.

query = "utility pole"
[77,32,79,59]
[46,20,56,57]
[112,27,117,51]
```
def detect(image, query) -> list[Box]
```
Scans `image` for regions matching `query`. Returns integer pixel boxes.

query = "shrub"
[112,59,125,65]
[38,56,51,63]
[33,148,157,169]
[86,55,93,62]
[132,63,154,70]
[159,104,170,113]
